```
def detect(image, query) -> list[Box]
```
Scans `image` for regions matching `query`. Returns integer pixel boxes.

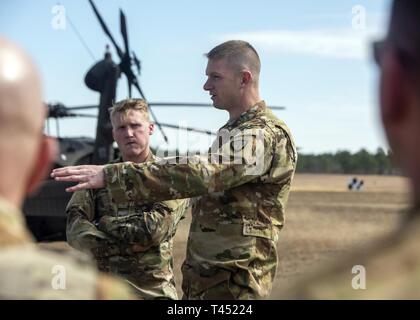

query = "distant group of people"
[348,177,364,191]
[0,0,419,300]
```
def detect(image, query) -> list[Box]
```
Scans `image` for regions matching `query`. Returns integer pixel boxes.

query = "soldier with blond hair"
[66,98,189,300]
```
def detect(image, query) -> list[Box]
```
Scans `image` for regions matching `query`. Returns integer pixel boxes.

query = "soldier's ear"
[26,136,58,196]
[149,122,155,135]
[240,70,252,87]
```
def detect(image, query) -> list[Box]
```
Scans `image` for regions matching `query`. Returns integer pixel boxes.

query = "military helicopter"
[23,0,286,241]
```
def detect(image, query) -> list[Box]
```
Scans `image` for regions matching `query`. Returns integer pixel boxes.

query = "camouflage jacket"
[103,101,297,299]
[66,152,189,300]
[0,196,134,299]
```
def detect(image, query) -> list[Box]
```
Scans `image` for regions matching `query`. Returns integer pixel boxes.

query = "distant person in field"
[356,180,364,191]
[347,177,358,191]
[275,0,420,299]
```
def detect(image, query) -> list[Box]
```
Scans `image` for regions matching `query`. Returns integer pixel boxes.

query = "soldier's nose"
[126,128,134,136]
[203,80,211,91]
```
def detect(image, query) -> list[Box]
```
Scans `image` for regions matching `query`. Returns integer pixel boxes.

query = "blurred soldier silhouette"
[276,0,420,299]
[0,37,134,299]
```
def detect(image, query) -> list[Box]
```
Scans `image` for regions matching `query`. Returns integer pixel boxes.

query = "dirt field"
[40,173,411,298]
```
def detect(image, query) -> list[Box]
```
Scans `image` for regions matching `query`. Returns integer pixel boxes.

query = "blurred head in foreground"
[273,1,420,300]
[374,0,420,205]
[0,37,57,207]
[0,37,134,299]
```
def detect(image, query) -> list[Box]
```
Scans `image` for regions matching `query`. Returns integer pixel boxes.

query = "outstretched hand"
[51,165,106,192]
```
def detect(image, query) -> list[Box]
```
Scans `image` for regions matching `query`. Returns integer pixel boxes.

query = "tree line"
[151,147,400,175]
[296,148,400,175]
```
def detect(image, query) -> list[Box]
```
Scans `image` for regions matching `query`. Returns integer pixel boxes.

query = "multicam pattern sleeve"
[66,189,118,254]
[104,129,276,204]
[97,198,189,251]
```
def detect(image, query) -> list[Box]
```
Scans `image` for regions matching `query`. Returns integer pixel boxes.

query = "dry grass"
[39,173,411,298]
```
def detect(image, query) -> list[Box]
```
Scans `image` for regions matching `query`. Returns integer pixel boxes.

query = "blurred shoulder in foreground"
[0,37,135,299]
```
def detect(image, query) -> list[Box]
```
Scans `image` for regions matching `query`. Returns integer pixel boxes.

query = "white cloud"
[218,28,386,60]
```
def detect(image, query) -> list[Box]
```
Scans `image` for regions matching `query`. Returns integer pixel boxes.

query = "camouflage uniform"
[66,152,189,300]
[0,197,134,299]
[103,101,297,299]
[276,209,420,300]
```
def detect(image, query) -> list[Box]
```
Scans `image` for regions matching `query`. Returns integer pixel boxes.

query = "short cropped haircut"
[109,99,150,124]
[206,40,261,81]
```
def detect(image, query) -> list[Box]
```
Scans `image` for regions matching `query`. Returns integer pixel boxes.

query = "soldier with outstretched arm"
[53,40,297,300]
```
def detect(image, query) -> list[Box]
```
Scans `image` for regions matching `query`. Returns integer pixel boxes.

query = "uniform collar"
[224,100,267,129]
[0,196,34,246]
[146,150,157,162]
[115,149,156,163]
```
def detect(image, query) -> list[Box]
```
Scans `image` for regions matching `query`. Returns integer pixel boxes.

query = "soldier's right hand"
[51,165,106,192]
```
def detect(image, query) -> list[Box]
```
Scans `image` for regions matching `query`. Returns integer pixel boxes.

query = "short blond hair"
[109,99,150,123]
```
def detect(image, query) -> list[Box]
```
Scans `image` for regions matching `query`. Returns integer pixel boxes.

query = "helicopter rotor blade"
[131,78,146,101]
[59,103,286,111]
[150,110,169,142]
[65,105,98,111]
[127,78,132,98]
[119,8,133,99]
[46,103,214,135]
[129,80,168,143]
[159,122,216,136]
[87,0,166,142]
[132,51,141,75]
[47,103,98,119]
[87,0,124,58]
[148,102,286,110]
[65,113,98,119]
[88,1,137,101]
[148,102,214,107]
[119,9,129,57]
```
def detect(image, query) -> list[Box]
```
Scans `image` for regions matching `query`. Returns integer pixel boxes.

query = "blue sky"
[0,0,391,154]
